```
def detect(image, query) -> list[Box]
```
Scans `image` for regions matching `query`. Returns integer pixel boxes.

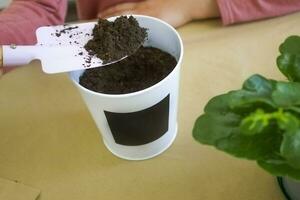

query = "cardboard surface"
[1,12,300,199]
[0,178,40,200]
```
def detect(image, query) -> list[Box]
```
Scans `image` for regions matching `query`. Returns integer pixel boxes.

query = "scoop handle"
[2,44,39,66]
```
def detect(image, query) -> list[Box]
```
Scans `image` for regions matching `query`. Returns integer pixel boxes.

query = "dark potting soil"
[79,47,177,94]
[84,16,147,63]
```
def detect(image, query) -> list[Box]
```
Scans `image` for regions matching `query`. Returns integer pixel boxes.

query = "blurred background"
[0,0,78,22]
[0,0,9,8]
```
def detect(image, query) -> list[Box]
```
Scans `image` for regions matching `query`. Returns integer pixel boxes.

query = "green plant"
[193,36,300,180]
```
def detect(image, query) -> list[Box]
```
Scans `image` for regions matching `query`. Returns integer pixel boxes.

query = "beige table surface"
[1,13,300,200]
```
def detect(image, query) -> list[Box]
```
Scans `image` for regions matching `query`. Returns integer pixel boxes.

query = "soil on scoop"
[84,16,147,63]
[79,47,177,94]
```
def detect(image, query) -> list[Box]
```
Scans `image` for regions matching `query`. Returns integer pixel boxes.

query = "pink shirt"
[0,0,300,45]
[217,0,300,25]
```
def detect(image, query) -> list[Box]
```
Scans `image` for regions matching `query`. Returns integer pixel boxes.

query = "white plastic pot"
[278,177,300,200]
[69,15,183,160]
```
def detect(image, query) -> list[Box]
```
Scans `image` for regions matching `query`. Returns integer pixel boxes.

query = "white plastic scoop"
[1,21,127,74]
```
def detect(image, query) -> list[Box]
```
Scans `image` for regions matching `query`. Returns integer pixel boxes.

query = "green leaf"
[193,94,241,145]
[276,112,299,131]
[228,75,276,112]
[279,36,300,55]
[204,94,232,115]
[281,129,300,169]
[193,114,240,145]
[258,160,300,180]
[272,81,300,107]
[240,108,299,136]
[286,106,300,114]
[240,109,270,135]
[277,54,300,81]
[277,35,300,82]
[228,90,275,110]
[216,127,282,160]
[242,74,274,94]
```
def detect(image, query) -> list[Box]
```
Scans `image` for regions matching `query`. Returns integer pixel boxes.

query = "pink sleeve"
[0,0,67,45]
[217,0,300,25]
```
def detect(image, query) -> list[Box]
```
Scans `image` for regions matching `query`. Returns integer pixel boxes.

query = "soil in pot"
[84,16,147,63]
[79,46,177,94]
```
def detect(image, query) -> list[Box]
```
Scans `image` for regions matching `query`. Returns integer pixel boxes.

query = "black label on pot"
[104,95,170,146]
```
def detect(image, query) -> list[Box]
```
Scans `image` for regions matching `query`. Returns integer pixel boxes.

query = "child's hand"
[99,0,219,27]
